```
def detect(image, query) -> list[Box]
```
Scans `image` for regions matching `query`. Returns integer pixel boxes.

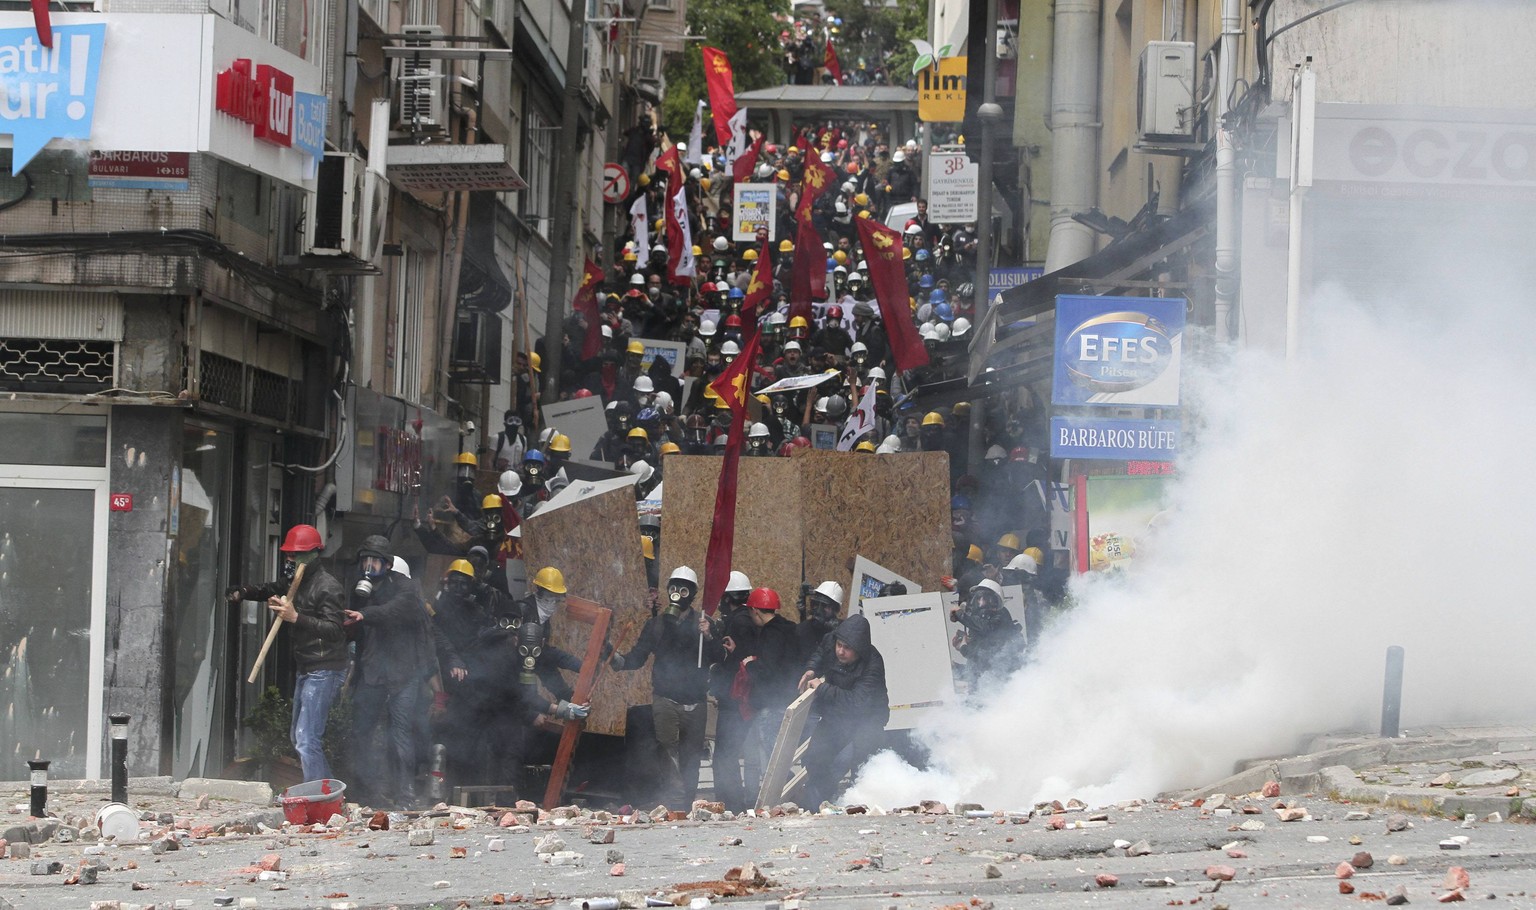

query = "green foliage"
[824,0,927,86]
[242,686,293,769]
[658,0,790,137]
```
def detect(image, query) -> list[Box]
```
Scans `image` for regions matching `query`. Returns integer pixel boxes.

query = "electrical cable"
[1266,0,1369,47]
[0,171,33,214]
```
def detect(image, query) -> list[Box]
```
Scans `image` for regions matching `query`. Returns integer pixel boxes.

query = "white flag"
[836,382,878,451]
[686,100,705,165]
[670,185,695,279]
[630,194,649,258]
[724,107,749,171]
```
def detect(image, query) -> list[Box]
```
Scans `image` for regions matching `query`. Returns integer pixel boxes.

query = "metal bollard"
[27,759,50,818]
[109,713,131,804]
[1380,645,1405,738]
[427,743,448,803]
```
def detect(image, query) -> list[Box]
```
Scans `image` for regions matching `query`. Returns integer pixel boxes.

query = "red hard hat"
[837,139,848,149]
[1009,446,1031,462]
[573,389,594,398]
[724,314,743,328]
[701,282,718,293]
[827,305,843,319]
[747,587,781,611]
[280,524,322,553]
[792,436,811,448]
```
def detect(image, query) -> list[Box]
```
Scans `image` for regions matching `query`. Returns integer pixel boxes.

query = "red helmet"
[1009,446,1031,462]
[701,282,718,293]
[724,314,743,329]
[280,524,323,553]
[827,305,843,320]
[747,587,782,611]
[573,388,594,399]
[791,436,811,449]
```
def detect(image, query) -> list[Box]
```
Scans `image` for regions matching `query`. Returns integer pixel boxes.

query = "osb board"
[794,449,952,618]
[661,456,805,618]
[522,485,649,737]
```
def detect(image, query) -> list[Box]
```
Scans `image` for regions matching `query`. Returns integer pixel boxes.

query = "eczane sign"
[1281,104,1536,187]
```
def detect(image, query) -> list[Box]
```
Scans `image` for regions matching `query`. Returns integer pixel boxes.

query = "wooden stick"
[247,563,306,685]
[542,595,612,809]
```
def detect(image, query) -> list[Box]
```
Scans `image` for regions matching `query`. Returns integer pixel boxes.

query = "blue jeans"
[291,669,347,782]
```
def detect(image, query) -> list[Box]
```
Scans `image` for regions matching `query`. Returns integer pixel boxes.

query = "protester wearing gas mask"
[949,578,1024,694]
[607,566,721,807]
[510,567,589,723]
[794,581,844,668]
[224,524,346,784]
[343,535,432,808]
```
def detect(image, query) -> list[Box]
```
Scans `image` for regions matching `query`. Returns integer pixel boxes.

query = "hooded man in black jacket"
[345,535,432,807]
[609,565,722,807]
[800,613,888,808]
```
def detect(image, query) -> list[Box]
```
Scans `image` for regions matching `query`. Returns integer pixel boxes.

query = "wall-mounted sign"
[88,151,190,190]
[1052,295,1185,407]
[1050,416,1180,462]
[215,58,295,147]
[0,22,106,174]
[917,56,967,122]
[926,150,977,221]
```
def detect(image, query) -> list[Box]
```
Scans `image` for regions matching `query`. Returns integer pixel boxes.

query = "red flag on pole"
[731,133,763,184]
[654,144,683,188]
[741,240,772,325]
[788,216,824,322]
[855,216,930,372]
[700,328,762,613]
[572,260,606,360]
[701,47,739,146]
[664,184,696,286]
[823,37,843,85]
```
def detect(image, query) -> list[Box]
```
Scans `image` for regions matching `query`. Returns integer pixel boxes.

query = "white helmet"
[814,396,830,413]
[919,323,936,340]
[882,434,901,451]
[497,470,523,497]
[856,260,869,272]
[631,459,655,483]
[713,235,730,252]
[689,167,702,179]
[699,319,718,337]
[675,141,688,154]
[634,375,655,393]
[892,150,906,163]
[916,303,933,322]
[670,565,700,586]
[630,272,646,286]
[602,324,614,338]
[653,390,674,413]
[392,556,411,578]
[721,340,741,356]
[820,150,834,163]
[726,571,752,593]
[768,312,788,326]
[875,442,897,454]
[973,578,1005,601]
[812,580,844,603]
[756,163,774,179]
[748,422,770,439]
[1005,552,1039,576]
[538,426,557,445]
[952,317,972,337]
[984,444,1007,462]
[932,323,952,343]
[851,341,868,355]
[867,366,887,382]
[783,340,802,352]
[848,271,865,283]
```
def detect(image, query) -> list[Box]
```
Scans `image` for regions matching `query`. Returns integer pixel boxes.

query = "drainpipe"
[541,0,593,405]
[1212,0,1241,341]
[1043,0,1100,273]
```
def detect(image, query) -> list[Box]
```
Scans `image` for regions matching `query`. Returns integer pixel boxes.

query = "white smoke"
[847,278,1536,810]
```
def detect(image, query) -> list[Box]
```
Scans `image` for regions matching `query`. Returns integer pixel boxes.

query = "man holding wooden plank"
[225,524,347,783]
[799,613,888,809]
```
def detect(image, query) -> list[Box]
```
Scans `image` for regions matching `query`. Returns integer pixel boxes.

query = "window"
[392,248,426,401]
[649,0,673,11]
[521,108,553,240]
[637,41,662,82]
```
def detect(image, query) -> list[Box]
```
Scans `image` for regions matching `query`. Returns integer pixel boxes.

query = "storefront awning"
[733,85,919,145]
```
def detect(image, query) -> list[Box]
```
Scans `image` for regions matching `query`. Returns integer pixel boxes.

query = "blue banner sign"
[292,91,327,162]
[988,266,1044,303]
[1051,416,1180,462]
[1052,295,1185,407]
[1,23,107,173]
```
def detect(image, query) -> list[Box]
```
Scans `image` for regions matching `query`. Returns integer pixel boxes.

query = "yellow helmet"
[549,433,572,454]
[953,402,972,415]
[627,427,650,441]
[529,352,542,372]
[778,239,795,253]
[659,441,681,456]
[788,316,809,329]
[996,532,1022,551]
[447,559,476,578]
[1024,546,1046,565]
[742,248,759,262]
[638,173,651,186]
[855,440,876,453]
[481,493,504,510]
[627,339,645,355]
[966,544,983,563]
[902,247,912,260]
[624,249,638,262]
[532,566,567,594]
[714,395,731,410]
[755,394,771,407]
[922,411,945,427]
[454,452,478,467]
[703,384,720,401]
[833,250,848,265]
[691,245,703,257]
[776,169,790,181]
[700,177,712,191]
[654,218,665,232]
[853,192,869,207]
[641,535,655,560]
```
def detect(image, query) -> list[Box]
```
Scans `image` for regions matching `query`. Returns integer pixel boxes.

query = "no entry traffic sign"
[602,163,630,204]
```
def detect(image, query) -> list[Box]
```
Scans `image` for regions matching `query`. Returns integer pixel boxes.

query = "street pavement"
[7,725,1536,909]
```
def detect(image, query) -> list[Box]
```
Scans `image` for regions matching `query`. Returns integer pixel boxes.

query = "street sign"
[926,151,978,221]
[110,493,133,512]
[601,163,630,204]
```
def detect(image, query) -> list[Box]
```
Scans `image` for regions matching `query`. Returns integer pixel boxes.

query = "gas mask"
[809,595,839,628]
[771,396,787,416]
[617,414,632,433]
[355,555,387,596]
[516,621,544,685]
[455,464,475,483]
[522,461,544,487]
[852,350,868,368]
[664,581,697,618]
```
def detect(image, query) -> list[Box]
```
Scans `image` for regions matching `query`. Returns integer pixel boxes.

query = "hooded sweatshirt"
[811,614,888,728]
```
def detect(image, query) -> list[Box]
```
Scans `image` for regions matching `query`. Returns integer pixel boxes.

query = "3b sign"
[215,58,295,147]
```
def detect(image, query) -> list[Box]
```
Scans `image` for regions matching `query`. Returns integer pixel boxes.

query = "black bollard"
[109,713,131,804]
[1380,645,1404,738]
[27,759,49,818]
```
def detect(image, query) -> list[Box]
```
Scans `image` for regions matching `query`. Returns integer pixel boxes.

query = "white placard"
[732,182,778,242]
[858,593,958,730]
[926,151,979,222]
[846,555,922,614]
[540,396,611,468]
[638,338,686,378]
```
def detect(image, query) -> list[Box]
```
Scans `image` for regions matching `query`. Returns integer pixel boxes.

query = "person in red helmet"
[225,524,347,782]
[725,587,800,797]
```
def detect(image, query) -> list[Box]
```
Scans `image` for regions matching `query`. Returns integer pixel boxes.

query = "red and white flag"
[629,194,650,257]
[724,108,749,174]
[700,328,761,612]
[836,381,878,450]
[665,184,695,284]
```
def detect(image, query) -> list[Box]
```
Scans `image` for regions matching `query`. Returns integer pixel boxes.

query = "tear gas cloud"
[848,212,1536,810]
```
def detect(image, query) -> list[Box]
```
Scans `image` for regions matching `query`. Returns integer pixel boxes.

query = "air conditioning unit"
[304,152,365,257]
[394,24,447,133]
[1138,41,1195,142]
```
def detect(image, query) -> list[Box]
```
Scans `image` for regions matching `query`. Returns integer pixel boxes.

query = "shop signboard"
[1052,295,1184,407]
[1050,415,1180,462]
[0,21,106,173]
[926,151,977,221]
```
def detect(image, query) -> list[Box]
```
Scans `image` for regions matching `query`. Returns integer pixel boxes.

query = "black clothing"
[743,614,800,712]
[614,608,721,705]
[811,615,888,726]
[242,566,347,673]
[350,573,432,689]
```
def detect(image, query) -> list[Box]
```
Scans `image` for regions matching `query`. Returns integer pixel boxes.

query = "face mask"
[535,591,559,623]
[517,621,544,685]
[666,583,697,617]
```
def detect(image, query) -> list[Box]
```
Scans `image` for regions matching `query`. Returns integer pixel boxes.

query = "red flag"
[664,184,696,285]
[655,144,683,188]
[572,260,606,359]
[823,37,843,85]
[788,216,825,322]
[731,133,763,184]
[741,241,772,325]
[701,47,739,146]
[700,329,762,613]
[855,216,930,372]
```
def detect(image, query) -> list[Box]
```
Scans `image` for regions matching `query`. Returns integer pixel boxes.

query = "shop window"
[0,414,106,467]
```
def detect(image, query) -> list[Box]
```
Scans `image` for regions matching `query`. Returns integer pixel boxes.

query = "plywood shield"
[521,485,650,736]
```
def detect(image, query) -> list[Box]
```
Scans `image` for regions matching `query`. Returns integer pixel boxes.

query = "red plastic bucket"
[279,778,347,825]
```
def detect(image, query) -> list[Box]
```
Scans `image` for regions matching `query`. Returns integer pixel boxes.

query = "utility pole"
[541,0,592,401]
[968,0,1002,477]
